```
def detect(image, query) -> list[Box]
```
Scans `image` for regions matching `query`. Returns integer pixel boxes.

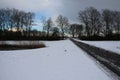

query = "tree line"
[42,7,120,40]
[41,15,84,39]
[0,7,120,40]
[41,15,70,39]
[0,8,80,40]
[0,8,70,40]
[0,8,35,40]
[78,7,120,40]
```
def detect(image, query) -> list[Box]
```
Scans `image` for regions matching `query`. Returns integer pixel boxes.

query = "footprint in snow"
[64,49,67,52]
[64,49,71,56]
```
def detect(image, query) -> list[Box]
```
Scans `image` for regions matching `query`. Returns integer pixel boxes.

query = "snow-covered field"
[0,40,112,80]
[74,38,120,54]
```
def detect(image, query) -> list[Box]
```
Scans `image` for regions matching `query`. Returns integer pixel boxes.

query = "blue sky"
[0,0,120,31]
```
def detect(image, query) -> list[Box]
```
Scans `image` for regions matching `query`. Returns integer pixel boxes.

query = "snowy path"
[0,40,112,80]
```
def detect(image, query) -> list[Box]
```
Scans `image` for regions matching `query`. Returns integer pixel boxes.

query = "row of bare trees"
[1,7,120,40]
[41,15,70,38]
[78,7,120,38]
[41,15,85,39]
[41,7,120,39]
[0,8,72,40]
[0,8,35,37]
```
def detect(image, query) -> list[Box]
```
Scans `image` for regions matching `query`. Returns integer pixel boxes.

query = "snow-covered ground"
[74,38,120,54]
[0,40,112,80]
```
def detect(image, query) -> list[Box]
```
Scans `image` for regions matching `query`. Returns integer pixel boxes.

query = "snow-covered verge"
[0,40,112,80]
[73,38,120,54]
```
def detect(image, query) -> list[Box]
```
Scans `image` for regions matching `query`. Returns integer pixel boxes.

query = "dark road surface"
[70,39,120,80]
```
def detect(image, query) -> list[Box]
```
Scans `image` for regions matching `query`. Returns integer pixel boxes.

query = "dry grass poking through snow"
[0,41,45,50]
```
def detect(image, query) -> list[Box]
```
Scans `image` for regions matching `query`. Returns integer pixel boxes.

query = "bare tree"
[23,12,35,36]
[41,16,47,32]
[52,27,60,37]
[28,12,35,36]
[78,10,90,36]
[113,11,120,34]
[102,9,114,36]
[46,17,53,37]
[41,17,53,37]
[70,24,76,37]
[0,9,4,32]
[78,7,101,36]
[87,7,101,36]
[56,15,69,38]
[70,24,83,37]
[76,24,83,37]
